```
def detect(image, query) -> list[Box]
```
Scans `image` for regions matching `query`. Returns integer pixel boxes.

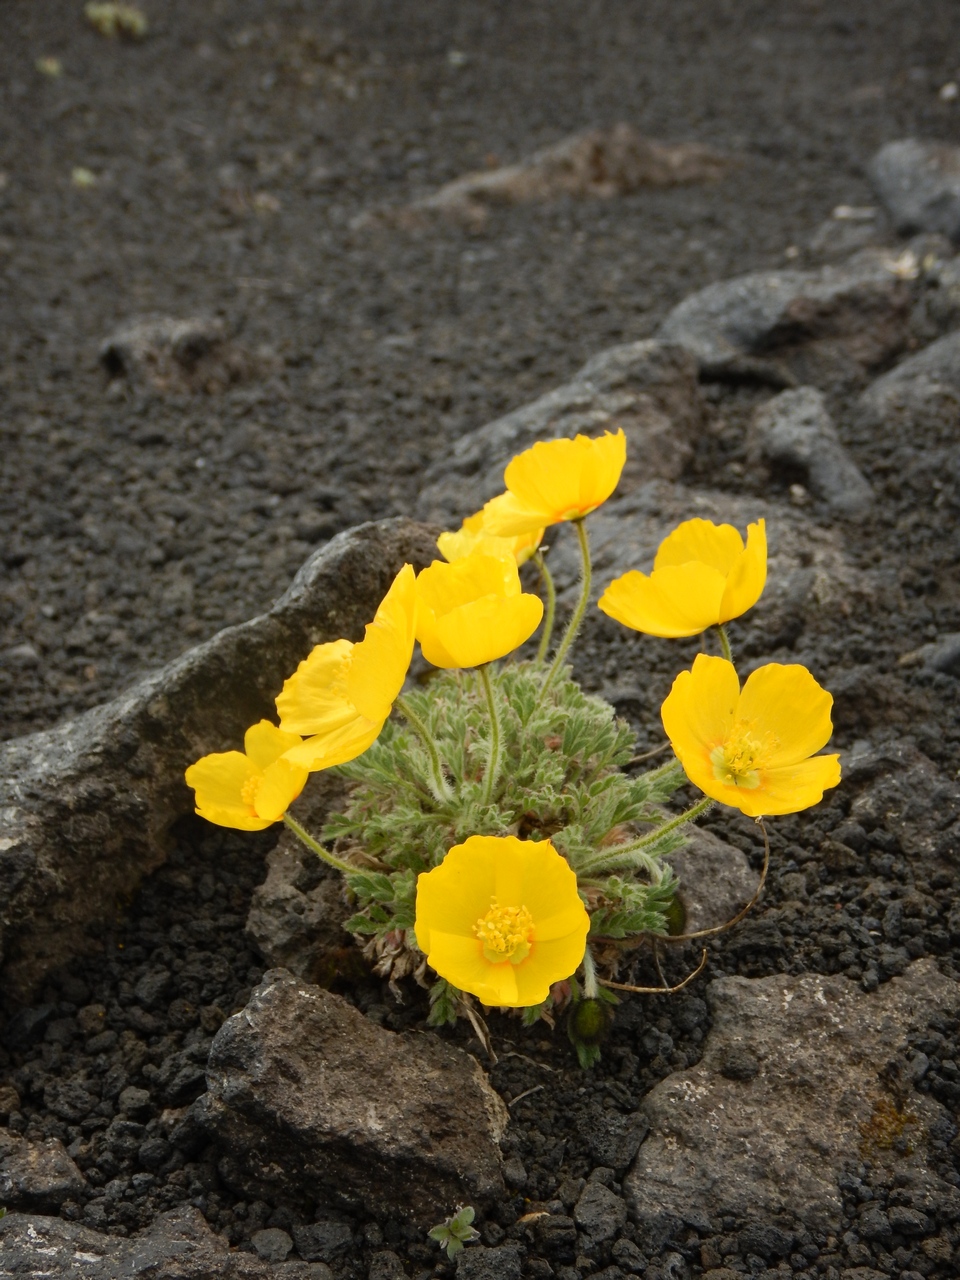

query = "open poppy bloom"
[481,430,627,537]
[437,508,544,567]
[661,653,841,817]
[185,720,308,831]
[415,834,590,1007]
[415,551,543,669]
[599,517,767,638]
[276,563,417,770]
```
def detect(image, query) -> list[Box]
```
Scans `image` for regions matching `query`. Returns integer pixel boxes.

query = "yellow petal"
[282,713,384,771]
[480,490,548,537]
[414,840,499,954]
[654,518,745,573]
[598,563,727,637]
[749,755,842,817]
[736,662,835,768]
[416,553,521,617]
[346,564,417,722]
[427,931,518,1006]
[243,720,304,771]
[185,751,271,831]
[254,756,308,820]
[718,519,767,622]
[661,654,740,766]
[513,935,586,1005]
[497,430,626,530]
[430,593,543,668]
[275,639,356,736]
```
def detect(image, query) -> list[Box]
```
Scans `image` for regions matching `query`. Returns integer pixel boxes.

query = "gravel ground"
[5,3,960,1279]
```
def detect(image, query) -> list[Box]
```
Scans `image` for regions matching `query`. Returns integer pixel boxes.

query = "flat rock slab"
[0,519,438,1003]
[667,825,760,936]
[0,1131,85,1210]
[0,1206,319,1278]
[624,959,960,1238]
[197,969,508,1221]
[858,329,960,426]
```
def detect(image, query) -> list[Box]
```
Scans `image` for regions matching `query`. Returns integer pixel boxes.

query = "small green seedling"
[428,1205,480,1259]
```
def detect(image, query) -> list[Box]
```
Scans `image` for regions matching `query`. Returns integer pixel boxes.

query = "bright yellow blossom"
[185,721,307,831]
[277,564,417,769]
[661,654,841,817]
[437,509,544,567]
[415,834,589,1007]
[599,518,767,638]
[415,552,543,669]
[481,430,627,537]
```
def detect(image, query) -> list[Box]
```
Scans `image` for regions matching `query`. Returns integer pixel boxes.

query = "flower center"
[710,724,772,790]
[239,774,261,808]
[474,899,534,966]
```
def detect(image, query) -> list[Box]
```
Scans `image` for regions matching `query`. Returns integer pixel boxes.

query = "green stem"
[578,797,713,876]
[540,518,591,699]
[534,551,557,664]
[395,695,453,803]
[283,813,358,876]
[716,623,733,663]
[581,943,599,999]
[479,663,502,806]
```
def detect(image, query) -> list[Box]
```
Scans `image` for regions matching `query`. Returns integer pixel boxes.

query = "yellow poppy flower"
[185,721,308,831]
[480,430,627,537]
[415,834,590,1008]
[598,517,767,638]
[415,552,543,669]
[661,653,841,817]
[277,564,417,770]
[437,509,544,567]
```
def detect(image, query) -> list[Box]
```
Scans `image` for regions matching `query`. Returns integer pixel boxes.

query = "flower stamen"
[474,899,534,965]
[239,774,260,808]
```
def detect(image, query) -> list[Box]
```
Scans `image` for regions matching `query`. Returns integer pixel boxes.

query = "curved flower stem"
[534,551,557,664]
[395,695,453,803]
[540,518,591,699]
[479,663,503,806]
[581,943,599,999]
[283,813,359,877]
[716,623,733,663]
[578,796,713,876]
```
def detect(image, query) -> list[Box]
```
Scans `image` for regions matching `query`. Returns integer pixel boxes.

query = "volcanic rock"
[416,339,704,526]
[0,1131,85,1210]
[197,969,508,1221]
[623,959,960,1238]
[99,314,272,394]
[667,825,760,935]
[747,387,873,515]
[868,139,960,240]
[858,329,960,427]
[0,519,438,1003]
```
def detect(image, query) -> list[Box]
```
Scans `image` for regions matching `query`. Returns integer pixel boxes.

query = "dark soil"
[5,2,960,1279]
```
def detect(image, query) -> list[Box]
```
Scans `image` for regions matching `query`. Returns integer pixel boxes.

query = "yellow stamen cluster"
[474,899,534,965]
[239,775,260,807]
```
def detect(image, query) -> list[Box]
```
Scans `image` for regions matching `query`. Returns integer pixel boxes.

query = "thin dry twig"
[508,1084,545,1108]
[662,817,770,943]
[460,994,498,1064]
[627,741,672,765]
[599,947,708,995]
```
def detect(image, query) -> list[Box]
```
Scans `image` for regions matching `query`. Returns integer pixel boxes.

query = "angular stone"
[251,1227,294,1262]
[0,1131,85,1209]
[416,341,704,527]
[455,1245,523,1280]
[842,738,960,863]
[99,314,273,394]
[199,970,508,1221]
[858,330,960,428]
[657,251,914,386]
[869,140,960,240]
[748,387,873,515]
[574,1180,628,1243]
[624,960,960,1235]
[0,1206,276,1277]
[0,518,438,1002]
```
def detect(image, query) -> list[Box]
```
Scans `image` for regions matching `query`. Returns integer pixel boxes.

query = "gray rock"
[0,1205,276,1277]
[912,632,960,677]
[858,330,960,429]
[0,1131,85,1209]
[292,1220,354,1263]
[455,1245,523,1280]
[624,959,960,1234]
[368,1250,406,1280]
[0,518,438,1002]
[200,969,508,1221]
[416,340,704,527]
[99,313,273,394]
[574,1180,628,1243]
[844,738,960,863]
[251,1227,294,1262]
[579,1103,649,1173]
[657,250,914,385]
[807,206,891,263]
[666,825,760,936]
[868,140,960,240]
[748,387,873,515]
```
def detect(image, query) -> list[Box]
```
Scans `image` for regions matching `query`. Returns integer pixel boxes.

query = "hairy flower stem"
[479,663,503,806]
[581,943,599,999]
[395,695,453,803]
[540,518,591,699]
[534,551,557,664]
[283,813,359,876]
[716,623,733,663]
[578,796,714,876]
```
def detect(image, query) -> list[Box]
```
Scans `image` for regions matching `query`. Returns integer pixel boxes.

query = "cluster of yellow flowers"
[186,429,840,1013]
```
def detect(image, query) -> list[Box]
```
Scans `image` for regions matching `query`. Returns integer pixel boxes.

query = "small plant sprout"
[185,429,841,1064]
[428,1205,480,1259]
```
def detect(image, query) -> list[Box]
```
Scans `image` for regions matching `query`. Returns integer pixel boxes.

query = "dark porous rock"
[666,825,759,935]
[747,387,873,516]
[368,1250,406,1280]
[573,1180,628,1244]
[578,1101,649,1173]
[869,140,960,240]
[200,969,508,1221]
[99,313,274,394]
[455,1244,523,1280]
[416,340,704,526]
[737,1223,795,1259]
[843,739,960,863]
[858,329,960,429]
[0,1131,86,1209]
[251,1227,294,1262]
[656,250,914,386]
[0,518,438,1004]
[624,960,960,1234]
[0,1205,278,1277]
[292,1219,355,1263]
